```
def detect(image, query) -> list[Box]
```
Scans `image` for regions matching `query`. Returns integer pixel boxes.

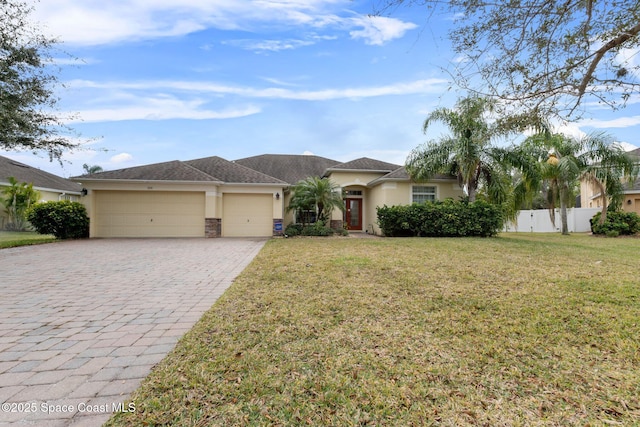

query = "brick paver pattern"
[0,238,266,426]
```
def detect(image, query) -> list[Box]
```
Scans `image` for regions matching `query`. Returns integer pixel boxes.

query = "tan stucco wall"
[366,180,463,235]
[328,171,386,187]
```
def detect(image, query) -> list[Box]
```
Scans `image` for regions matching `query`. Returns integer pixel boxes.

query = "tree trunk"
[467,185,476,202]
[560,186,569,235]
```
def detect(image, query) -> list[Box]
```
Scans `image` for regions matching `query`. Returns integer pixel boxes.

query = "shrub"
[377,199,503,237]
[284,221,338,237]
[590,211,640,236]
[27,201,90,239]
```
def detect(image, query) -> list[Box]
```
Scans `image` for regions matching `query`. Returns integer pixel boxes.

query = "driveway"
[0,238,267,427]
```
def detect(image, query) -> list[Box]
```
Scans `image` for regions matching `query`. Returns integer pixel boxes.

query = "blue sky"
[3,0,640,178]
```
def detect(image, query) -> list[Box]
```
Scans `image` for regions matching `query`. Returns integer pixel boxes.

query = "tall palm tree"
[406,96,510,203]
[512,130,636,234]
[288,177,344,224]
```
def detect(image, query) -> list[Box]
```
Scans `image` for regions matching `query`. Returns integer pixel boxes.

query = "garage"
[222,193,273,237]
[93,191,205,238]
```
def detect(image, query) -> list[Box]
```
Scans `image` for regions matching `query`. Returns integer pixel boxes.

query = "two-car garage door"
[93,191,205,238]
[93,191,274,238]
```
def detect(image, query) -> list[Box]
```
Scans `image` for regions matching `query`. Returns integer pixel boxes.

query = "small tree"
[1,177,39,230]
[288,177,344,225]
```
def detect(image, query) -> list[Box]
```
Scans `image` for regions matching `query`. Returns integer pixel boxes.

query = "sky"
[2,0,640,178]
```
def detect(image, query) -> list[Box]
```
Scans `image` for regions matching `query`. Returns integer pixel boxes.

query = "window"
[412,185,436,203]
[345,190,362,196]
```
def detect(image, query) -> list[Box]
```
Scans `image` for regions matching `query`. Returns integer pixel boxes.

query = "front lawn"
[107,233,640,426]
[0,231,57,249]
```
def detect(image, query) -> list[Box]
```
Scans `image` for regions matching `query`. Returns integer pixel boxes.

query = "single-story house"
[73,154,463,238]
[0,155,83,229]
[580,147,640,215]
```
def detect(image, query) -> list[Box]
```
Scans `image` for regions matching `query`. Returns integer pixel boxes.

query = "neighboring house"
[580,147,640,215]
[73,154,463,238]
[0,155,83,229]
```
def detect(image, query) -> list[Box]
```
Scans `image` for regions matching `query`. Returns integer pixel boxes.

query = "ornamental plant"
[27,200,89,239]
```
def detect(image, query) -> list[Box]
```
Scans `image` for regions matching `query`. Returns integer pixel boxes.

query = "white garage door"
[223,194,273,237]
[94,191,205,238]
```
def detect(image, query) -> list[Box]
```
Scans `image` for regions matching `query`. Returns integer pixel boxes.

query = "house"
[0,155,83,229]
[580,147,640,215]
[72,154,463,238]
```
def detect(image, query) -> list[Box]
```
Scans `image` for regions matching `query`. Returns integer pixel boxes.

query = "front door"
[345,198,362,230]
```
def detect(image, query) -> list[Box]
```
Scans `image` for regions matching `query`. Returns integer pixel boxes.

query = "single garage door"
[94,191,205,238]
[223,193,272,237]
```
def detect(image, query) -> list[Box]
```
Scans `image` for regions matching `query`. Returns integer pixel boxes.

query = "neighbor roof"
[234,154,339,184]
[0,155,82,193]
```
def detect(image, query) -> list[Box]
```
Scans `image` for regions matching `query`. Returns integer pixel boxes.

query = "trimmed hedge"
[590,211,640,237]
[376,199,503,237]
[284,221,348,237]
[27,200,90,239]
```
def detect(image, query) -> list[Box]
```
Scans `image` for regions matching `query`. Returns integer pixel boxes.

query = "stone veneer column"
[205,218,222,238]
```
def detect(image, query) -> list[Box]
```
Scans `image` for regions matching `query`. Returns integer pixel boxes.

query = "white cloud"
[349,16,417,46]
[110,153,133,163]
[65,95,261,123]
[67,78,447,102]
[578,115,640,129]
[26,1,416,47]
[222,38,316,52]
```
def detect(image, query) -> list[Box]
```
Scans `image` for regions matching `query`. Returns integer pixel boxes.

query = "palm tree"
[513,130,636,234]
[82,164,103,174]
[406,96,510,203]
[288,177,344,224]
[1,177,40,231]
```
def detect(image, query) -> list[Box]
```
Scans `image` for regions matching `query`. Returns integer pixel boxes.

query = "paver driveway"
[0,238,267,427]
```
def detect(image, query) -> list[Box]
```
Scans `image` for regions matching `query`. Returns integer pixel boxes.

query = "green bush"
[377,199,503,237]
[284,221,338,237]
[590,211,640,236]
[27,201,90,239]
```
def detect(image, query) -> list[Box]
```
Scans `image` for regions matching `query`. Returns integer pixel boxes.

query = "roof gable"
[0,155,81,193]
[325,157,401,173]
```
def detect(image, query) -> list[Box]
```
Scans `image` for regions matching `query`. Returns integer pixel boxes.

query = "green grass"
[0,231,57,249]
[106,233,640,426]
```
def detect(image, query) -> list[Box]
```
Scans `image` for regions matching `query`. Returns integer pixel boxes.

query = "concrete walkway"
[0,238,267,426]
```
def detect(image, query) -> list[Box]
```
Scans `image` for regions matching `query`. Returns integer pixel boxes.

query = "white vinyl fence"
[504,208,600,233]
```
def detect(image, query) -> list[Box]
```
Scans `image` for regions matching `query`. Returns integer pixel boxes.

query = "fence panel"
[504,208,600,233]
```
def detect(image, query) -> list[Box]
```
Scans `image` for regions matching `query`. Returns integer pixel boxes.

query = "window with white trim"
[412,185,436,203]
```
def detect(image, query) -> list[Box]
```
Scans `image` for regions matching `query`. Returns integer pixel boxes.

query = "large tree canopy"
[1,0,78,159]
[377,1,640,120]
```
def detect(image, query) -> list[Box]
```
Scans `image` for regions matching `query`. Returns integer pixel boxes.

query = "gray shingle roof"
[235,154,339,185]
[186,156,286,184]
[74,160,219,182]
[74,156,287,184]
[0,155,82,193]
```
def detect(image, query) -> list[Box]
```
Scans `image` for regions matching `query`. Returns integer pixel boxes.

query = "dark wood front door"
[345,198,362,230]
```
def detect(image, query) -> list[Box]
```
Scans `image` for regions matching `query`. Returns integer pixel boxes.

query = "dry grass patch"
[107,233,640,426]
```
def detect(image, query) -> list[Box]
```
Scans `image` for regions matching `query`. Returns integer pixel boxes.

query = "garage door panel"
[223,194,272,237]
[94,191,205,238]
